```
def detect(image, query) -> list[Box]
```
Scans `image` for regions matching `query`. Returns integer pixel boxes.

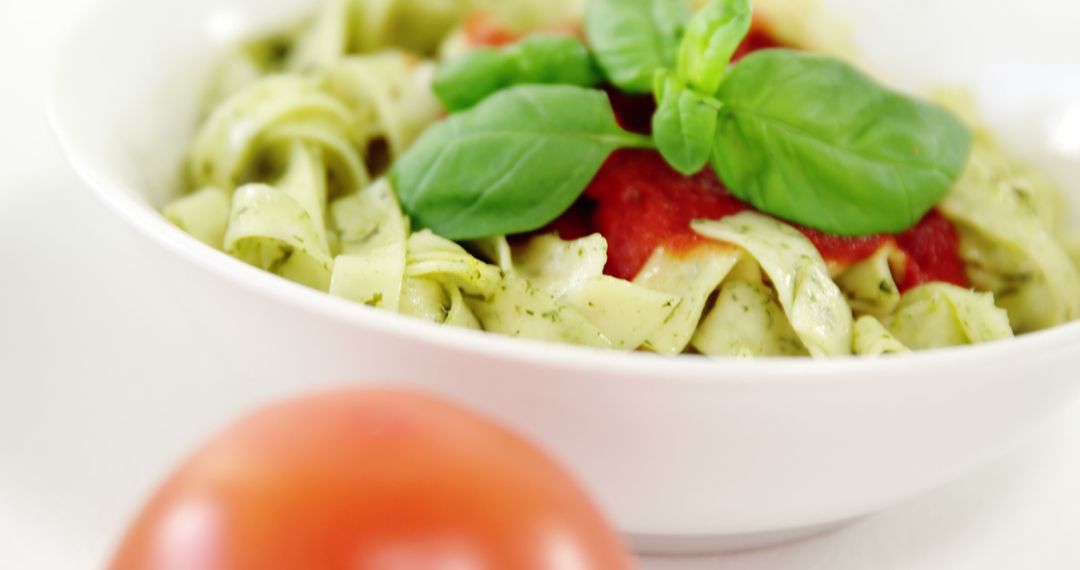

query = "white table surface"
[3,1,1080,568]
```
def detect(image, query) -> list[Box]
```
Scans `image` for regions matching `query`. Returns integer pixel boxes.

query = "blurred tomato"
[110,389,635,570]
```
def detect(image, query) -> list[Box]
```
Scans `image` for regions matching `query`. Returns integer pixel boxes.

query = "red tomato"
[110,389,635,570]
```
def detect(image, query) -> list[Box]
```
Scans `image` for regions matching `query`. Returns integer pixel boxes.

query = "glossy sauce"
[583,149,747,279]
[895,210,969,291]
[559,148,968,290]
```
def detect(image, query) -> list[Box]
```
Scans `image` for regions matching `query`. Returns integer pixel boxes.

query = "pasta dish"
[163,0,1080,357]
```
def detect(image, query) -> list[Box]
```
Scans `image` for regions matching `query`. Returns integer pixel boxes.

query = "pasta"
[692,280,808,357]
[883,284,1014,350]
[852,316,909,357]
[163,0,1079,359]
[833,245,904,319]
[941,140,1080,333]
[633,245,742,355]
[511,234,680,350]
[693,213,854,357]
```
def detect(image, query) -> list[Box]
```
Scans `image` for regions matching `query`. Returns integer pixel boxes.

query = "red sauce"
[585,150,748,279]
[544,149,968,291]
[799,229,893,266]
[896,210,969,291]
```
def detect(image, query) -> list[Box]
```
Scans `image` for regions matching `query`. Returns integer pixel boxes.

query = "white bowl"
[49,0,1080,555]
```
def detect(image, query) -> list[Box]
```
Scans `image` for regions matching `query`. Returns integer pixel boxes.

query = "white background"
[3,0,1080,568]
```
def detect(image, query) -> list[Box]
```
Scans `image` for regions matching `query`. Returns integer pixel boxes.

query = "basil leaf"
[653,72,720,174]
[432,51,512,112]
[677,0,752,94]
[392,85,653,240]
[433,35,603,112]
[585,0,690,93]
[712,49,973,235]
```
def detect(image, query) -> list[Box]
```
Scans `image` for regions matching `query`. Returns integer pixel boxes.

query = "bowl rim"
[46,0,1080,387]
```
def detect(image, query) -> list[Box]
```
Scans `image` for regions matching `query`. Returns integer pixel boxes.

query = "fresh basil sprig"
[400,0,974,240]
[653,0,970,233]
[713,49,972,235]
[585,0,689,93]
[433,36,603,112]
[392,85,653,240]
[652,0,748,175]
[676,0,751,93]
[652,71,720,175]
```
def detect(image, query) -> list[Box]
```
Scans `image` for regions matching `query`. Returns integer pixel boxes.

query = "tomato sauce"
[553,150,968,290]
[895,210,969,291]
[582,149,747,279]
[799,229,893,267]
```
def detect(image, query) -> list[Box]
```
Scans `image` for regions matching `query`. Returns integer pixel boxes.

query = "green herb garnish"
[676,0,752,93]
[394,0,973,240]
[650,0,748,173]
[652,70,720,174]
[433,36,602,111]
[713,49,972,234]
[585,0,689,93]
